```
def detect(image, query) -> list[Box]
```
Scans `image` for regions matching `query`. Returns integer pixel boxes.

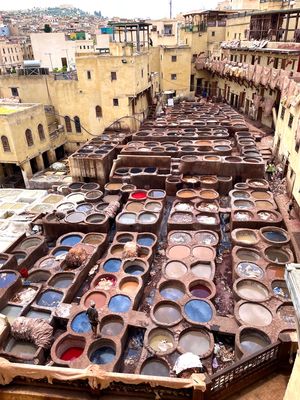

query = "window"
[295,142,300,152]
[280,107,285,120]
[87,70,91,79]
[64,116,72,132]
[234,33,237,39]
[38,124,45,141]
[171,74,177,80]
[211,31,215,37]
[288,113,294,128]
[74,116,81,133]
[164,24,173,35]
[11,87,18,96]
[171,55,177,62]
[2,48,5,54]
[111,71,117,80]
[95,105,102,118]
[141,69,144,78]
[273,58,279,68]
[113,98,119,106]
[25,129,34,147]
[239,33,241,40]
[1,136,10,152]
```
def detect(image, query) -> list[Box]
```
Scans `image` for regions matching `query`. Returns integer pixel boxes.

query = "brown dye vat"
[251,191,271,200]
[153,301,182,325]
[235,279,269,302]
[105,182,124,191]
[192,246,215,261]
[84,291,106,308]
[238,302,273,327]
[266,265,285,280]
[83,234,105,245]
[103,194,120,203]
[236,248,260,262]
[126,202,144,212]
[255,200,274,209]
[264,247,291,264]
[199,189,219,201]
[168,245,190,259]
[277,304,295,324]
[148,328,175,354]
[119,278,139,295]
[110,245,124,257]
[177,189,197,199]
[234,230,258,246]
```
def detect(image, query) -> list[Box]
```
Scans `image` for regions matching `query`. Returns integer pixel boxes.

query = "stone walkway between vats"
[276,194,300,263]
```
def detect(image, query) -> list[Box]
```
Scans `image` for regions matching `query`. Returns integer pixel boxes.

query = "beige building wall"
[149,19,181,47]
[0,40,23,74]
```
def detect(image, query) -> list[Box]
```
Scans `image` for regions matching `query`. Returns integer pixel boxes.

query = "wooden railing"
[205,341,282,400]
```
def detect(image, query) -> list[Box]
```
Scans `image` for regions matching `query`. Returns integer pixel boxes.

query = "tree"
[44,24,52,33]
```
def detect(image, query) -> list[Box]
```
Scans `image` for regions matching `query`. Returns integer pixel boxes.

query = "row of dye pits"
[117,190,165,228]
[0,232,108,359]
[47,232,158,368]
[135,228,295,376]
[230,226,295,331]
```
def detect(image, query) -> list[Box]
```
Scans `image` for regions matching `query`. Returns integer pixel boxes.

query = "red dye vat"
[60,347,83,361]
[131,191,147,200]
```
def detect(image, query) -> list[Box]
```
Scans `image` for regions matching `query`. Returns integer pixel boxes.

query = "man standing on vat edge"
[86,300,100,338]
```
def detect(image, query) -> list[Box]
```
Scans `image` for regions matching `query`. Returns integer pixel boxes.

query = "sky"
[0,1,218,19]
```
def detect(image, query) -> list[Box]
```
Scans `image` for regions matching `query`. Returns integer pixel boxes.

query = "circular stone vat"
[257,210,278,222]
[57,202,74,213]
[238,303,272,327]
[153,301,181,326]
[89,341,116,365]
[19,237,42,250]
[174,202,194,212]
[167,245,190,259]
[184,299,213,323]
[272,280,290,299]
[191,262,214,280]
[103,259,122,273]
[176,189,197,200]
[239,328,271,355]
[144,202,162,212]
[236,248,260,262]
[251,191,271,200]
[100,316,124,336]
[235,279,269,301]
[264,247,291,264]
[110,244,124,257]
[140,358,169,377]
[255,200,274,209]
[260,227,289,245]
[159,280,185,301]
[84,291,107,308]
[164,261,188,279]
[0,271,18,288]
[233,229,258,246]
[49,273,74,289]
[94,274,117,291]
[171,212,193,224]
[179,328,212,357]
[148,328,175,354]
[131,190,147,200]
[85,213,106,224]
[28,270,51,283]
[234,211,253,221]
[196,214,218,225]
[52,247,70,257]
[168,232,192,245]
[236,262,264,279]
[37,290,63,307]
[124,260,146,276]
[194,231,218,246]
[138,212,158,224]
[266,265,285,280]
[137,234,155,247]
[58,337,85,362]
[199,189,219,201]
[148,190,165,199]
[13,252,26,265]
[277,304,295,324]
[82,233,105,245]
[231,190,250,199]
[76,203,93,213]
[108,295,131,313]
[126,201,144,212]
[65,212,85,224]
[233,200,254,210]
[118,213,136,224]
[60,234,82,247]
[71,312,92,333]
[116,233,134,243]
[189,280,213,299]
[119,277,139,295]
[191,246,215,261]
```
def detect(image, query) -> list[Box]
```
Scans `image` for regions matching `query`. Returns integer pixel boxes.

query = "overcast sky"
[0,1,218,19]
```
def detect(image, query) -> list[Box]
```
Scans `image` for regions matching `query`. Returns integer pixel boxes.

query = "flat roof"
[0,103,38,116]
[183,9,236,17]
[108,21,151,27]
[223,46,300,55]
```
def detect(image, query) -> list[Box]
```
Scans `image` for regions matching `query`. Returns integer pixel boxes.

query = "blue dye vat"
[149,190,165,199]
[61,235,82,246]
[184,300,213,323]
[108,295,131,313]
[37,290,63,307]
[76,204,93,212]
[160,286,184,301]
[137,236,155,247]
[125,265,144,275]
[0,272,17,288]
[263,231,287,242]
[71,312,92,333]
[103,259,122,273]
[90,346,116,364]
[53,249,69,257]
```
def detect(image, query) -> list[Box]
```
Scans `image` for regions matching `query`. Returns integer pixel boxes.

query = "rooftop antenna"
[169,0,172,19]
